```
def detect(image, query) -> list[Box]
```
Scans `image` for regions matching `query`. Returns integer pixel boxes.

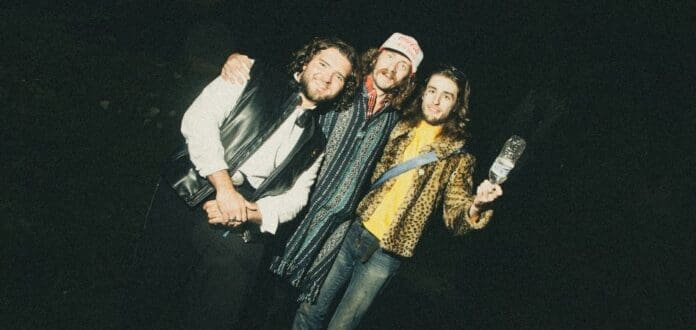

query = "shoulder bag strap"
[369,147,467,191]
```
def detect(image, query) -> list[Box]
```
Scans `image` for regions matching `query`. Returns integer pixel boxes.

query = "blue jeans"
[293,221,402,330]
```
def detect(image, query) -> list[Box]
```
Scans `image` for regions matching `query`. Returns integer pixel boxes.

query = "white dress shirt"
[181,71,323,234]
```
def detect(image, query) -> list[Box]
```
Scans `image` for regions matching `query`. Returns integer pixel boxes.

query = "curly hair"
[358,48,417,110]
[287,37,358,112]
[402,65,472,140]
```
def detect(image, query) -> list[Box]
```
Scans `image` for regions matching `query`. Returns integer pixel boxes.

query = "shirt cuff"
[197,161,229,178]
[256,198,280,234]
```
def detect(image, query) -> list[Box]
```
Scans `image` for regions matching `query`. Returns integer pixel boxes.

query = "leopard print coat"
[355,120,493,257]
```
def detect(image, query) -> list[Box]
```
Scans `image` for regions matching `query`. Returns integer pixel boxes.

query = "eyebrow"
[426,86,455,97]
[319,59,347,80]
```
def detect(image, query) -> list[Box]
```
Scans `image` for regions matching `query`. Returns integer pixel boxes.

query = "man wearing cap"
[218,32,423,325]
[293,66,503,330]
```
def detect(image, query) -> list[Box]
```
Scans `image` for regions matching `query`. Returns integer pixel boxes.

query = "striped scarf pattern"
[270,85,400,303]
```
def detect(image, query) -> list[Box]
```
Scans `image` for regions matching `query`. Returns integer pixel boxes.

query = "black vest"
[164,62,326,207]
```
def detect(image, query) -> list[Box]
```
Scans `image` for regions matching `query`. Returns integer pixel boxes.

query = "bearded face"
[421,74,458,125]
[370,49,412,93]
[297,48,352,106]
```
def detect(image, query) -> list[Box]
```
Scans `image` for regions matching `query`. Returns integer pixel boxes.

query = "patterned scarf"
[269,84,399,303]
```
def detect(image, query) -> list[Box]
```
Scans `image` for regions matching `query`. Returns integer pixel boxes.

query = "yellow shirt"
[363,121,442,240]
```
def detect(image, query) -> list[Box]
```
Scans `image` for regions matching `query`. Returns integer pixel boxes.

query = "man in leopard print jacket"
[293,65,503,330]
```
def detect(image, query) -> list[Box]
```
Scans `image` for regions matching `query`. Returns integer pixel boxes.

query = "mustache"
[376,68,396,80]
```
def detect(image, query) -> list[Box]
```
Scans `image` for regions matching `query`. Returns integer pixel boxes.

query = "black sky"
[1,0,693,328]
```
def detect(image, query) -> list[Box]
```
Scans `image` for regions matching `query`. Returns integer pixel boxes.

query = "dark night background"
[1,0,694,328]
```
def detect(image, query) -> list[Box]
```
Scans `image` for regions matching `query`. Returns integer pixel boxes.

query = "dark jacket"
[164,61,326,207]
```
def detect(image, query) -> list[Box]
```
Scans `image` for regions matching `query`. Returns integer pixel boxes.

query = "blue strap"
[369,147,467,191]
[369,151,438,191]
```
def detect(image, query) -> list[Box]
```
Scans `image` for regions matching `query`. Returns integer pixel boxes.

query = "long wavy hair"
[402,65,472,140]
[287,37,358,112]
[358,48,417,110]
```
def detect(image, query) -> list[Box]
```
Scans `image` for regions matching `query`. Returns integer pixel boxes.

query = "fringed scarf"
[269,84,399,303]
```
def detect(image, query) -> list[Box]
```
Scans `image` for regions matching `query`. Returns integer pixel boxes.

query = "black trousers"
[186,209,267,329]
[122,179,269,329]
[122,179,195,328]
[238,256,301,329]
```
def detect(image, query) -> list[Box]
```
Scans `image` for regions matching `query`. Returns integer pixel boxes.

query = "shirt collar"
[391,120,465,158]
[364,75,390,113]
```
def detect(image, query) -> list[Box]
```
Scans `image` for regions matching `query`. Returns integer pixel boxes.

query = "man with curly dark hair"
[123,37,356,329]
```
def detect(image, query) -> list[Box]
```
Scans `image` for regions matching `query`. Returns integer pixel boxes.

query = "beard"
[423,116,448,126]
[299,73,335,105]
[422,106,450,126]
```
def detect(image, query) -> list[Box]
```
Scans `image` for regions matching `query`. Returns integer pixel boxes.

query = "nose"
[319,71,332,83]
[433,94,441,105]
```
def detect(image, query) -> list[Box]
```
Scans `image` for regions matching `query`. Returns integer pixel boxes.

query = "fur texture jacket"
[355,120,493,257]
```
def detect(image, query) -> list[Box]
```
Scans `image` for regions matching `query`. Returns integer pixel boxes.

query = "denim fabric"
[293,221,402,330]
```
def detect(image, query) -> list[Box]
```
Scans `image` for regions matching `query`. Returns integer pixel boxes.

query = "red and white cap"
[380,32,424,73]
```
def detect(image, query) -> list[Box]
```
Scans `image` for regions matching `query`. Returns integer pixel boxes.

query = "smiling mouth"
[427,106,440,114]
[377,70,394,81]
